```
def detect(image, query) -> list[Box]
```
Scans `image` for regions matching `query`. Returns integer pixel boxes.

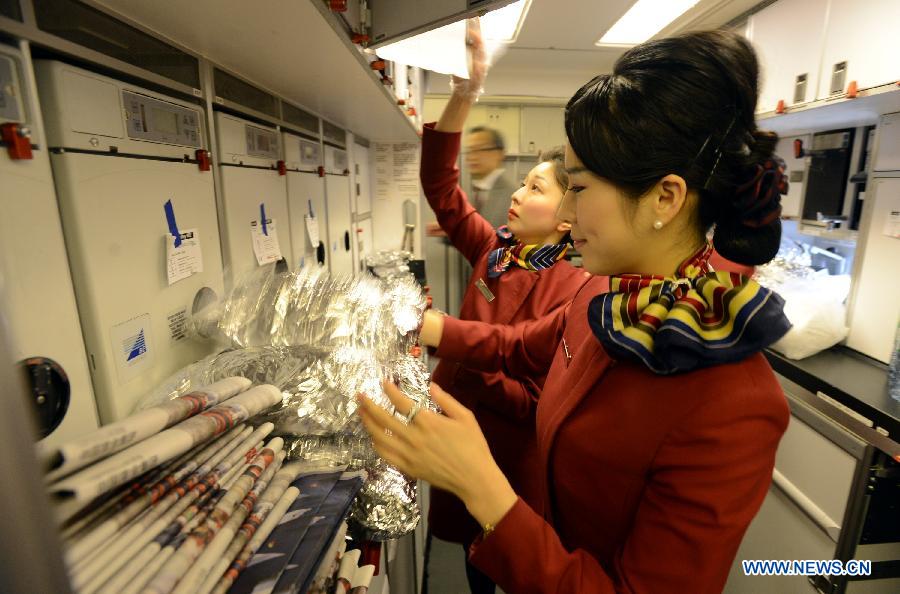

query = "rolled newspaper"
[208,486,301,594]
[351,564,376,593]
[65,425,253,570]
[146,438,285,594]
[335,549,362,593]
[50,384,282,510]
[42,377,251,482]
[186,450,287,594]
[71,427,271,591]
[196,463,304,594]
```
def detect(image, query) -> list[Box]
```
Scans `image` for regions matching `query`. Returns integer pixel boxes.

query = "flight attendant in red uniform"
[419,25,592,594]
[361,29,793,594]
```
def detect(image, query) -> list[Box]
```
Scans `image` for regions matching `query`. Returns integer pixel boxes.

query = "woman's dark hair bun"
[711,129,785,265]
[565,29,785,266]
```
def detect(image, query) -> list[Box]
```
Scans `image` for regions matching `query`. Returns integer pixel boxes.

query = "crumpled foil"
[347,460,420,542]
[195,265,425,362]
[136,345,325,411]
[754,238,819,288]
[365,250,414,280]
[140,265,431,540]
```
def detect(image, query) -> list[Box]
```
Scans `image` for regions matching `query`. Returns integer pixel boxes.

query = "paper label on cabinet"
[110,314,154,383]
[167,308,188,342]
[305,215,320,248]
[165,229,203,285]
[251,218,282,265]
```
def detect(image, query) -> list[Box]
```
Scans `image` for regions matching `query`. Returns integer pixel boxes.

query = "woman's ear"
[557,221,572,233]
[653,174,689,226]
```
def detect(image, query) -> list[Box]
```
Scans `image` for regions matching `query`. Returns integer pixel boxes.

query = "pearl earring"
[653,220,664,230]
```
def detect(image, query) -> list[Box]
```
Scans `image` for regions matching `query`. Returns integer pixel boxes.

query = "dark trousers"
[463,545,496,594]
[422,530,497,594]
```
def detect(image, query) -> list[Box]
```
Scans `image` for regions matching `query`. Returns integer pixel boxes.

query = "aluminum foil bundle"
[347,460,420,542]
[145,266,432,540]
[273,354,436,460]
[198,265,425,363]
[283,434,380,469]
[136,346,325,411]
[365,250,414,280]
[277,354,436,541]
[264,346,384,437]
[754,238,819,288]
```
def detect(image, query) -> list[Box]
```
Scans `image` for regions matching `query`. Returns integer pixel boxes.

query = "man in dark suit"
[463,126,515,229]
[426,125,514,237]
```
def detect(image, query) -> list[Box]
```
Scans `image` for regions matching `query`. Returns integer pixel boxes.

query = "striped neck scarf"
[487,226,569,278]
[588,244,791,374]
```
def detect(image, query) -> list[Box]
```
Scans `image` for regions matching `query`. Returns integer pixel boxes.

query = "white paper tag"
[165,229,203,285]
[305,215,320,248]
[251,218,283,265]
[110,314,154,383]
[167,308,188,342]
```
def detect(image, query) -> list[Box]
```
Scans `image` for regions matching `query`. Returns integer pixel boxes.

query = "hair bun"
[732,157,788,228]
[748,130,778,162]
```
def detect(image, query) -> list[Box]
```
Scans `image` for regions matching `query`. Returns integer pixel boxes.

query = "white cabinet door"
[325,144,349,175]
[219,167,292,279]
[724,404,861,594]
[846,177,900,362]
[750,0,828,112]
[1,147,99,444]
[817,0,900,99]
[286,170,327,270]
[468,104,520,153]
[774,413,857,530]
[53,154,225,422]
[872,112,900,173]
[519,106,565,155]
[325,174,354,276]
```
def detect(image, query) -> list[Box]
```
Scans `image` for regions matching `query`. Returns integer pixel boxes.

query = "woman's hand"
[449,18,489,103]
[358,381,518,529]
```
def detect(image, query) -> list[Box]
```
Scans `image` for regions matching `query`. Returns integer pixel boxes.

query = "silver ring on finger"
[404,401,422,425]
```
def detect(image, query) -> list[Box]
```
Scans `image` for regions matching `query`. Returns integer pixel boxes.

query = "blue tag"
[164,199,181,247]
[260,202,268,236]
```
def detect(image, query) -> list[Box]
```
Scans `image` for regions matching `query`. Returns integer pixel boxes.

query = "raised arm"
[420,122,497,266]
[420,21,502,265]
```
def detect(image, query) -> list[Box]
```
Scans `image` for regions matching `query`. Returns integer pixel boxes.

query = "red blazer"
[421,123,592,544]
[436,279,790,593]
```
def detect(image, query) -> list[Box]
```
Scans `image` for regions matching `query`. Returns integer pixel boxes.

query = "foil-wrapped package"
[199,266,425,363]
[347,460,420,542]
[754,237,819,288]
[136,346,323,410]
[140,265,432,540]
[365,250,414,280]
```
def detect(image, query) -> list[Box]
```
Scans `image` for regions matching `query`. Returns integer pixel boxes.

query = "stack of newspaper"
[39,377,338,594]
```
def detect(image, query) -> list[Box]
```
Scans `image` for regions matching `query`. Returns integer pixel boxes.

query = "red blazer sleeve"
[421,123,497,266]
[470,366,787,594]
[467,370,543,421]
[435,305,567,416]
